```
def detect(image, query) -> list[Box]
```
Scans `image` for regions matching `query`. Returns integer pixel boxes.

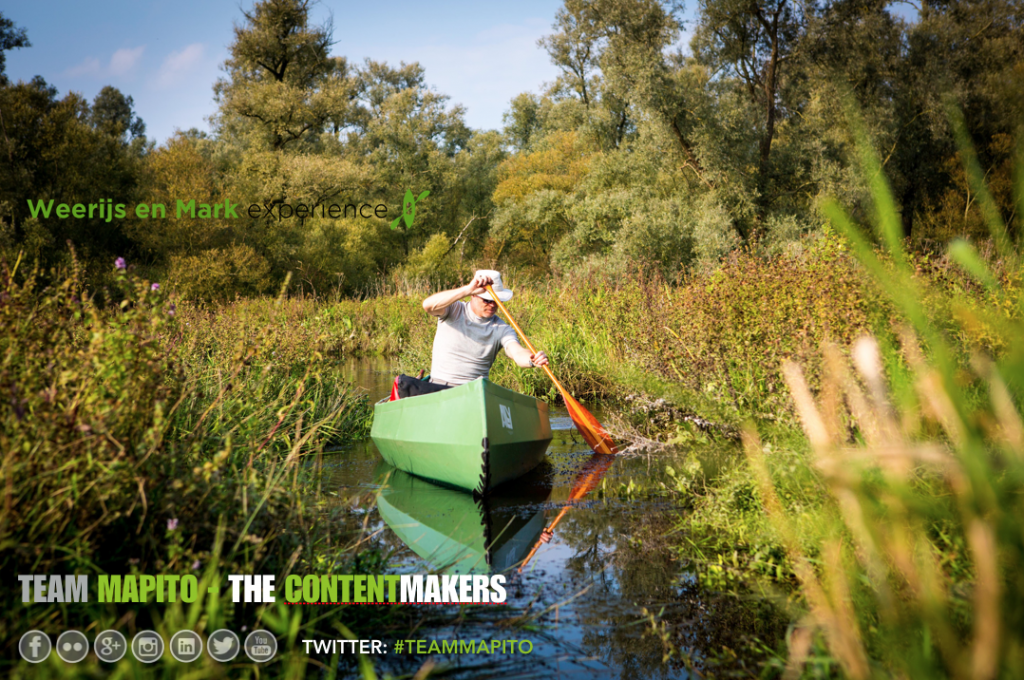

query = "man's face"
[470,295,498,318]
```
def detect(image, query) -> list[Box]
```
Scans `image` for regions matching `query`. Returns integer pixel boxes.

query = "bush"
[168,243,272,300]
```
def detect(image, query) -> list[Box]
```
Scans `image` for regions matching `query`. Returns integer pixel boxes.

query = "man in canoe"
[421,270,548,386]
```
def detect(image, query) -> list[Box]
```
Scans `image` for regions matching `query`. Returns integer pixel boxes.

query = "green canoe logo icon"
[391,189,430,230]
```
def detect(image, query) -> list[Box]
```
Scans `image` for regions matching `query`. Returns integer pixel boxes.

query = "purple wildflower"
[151,283,160,292]
[115,257,126,270]
[191,559,201,570]
[168,303,176,317]
[167,518,179,531]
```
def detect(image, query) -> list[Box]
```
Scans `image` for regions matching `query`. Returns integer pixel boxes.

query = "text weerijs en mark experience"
[26,199,389,222]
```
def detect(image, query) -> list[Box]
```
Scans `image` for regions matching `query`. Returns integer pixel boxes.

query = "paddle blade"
[567,452,616,500]
[563,391,618,455]
[518,453,617,572]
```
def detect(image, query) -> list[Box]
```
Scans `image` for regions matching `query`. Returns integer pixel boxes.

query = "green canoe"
[374,462,551,573]
[370,378,552,494]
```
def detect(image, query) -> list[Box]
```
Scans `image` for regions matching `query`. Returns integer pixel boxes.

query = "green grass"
[0,258,402,678]
[657,118,1024,679]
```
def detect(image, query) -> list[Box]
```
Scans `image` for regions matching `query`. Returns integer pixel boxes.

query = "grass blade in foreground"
[759,108,1024,678]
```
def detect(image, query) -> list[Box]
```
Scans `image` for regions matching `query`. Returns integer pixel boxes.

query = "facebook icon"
[19,630,52,663]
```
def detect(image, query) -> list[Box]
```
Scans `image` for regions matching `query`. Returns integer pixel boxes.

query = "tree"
[0,11,30,172]
[693,0,807,225]
[0,17,152,269]
[898,0,1024,240]
[341,60,472,254]
[0,12,30,83]
[91,86,146,142]
[0,77,144,264]
[539,0,603,108]
[502,93,542,152]
[214,0,353,151]
[132,132,225,259]
[211,0,366,292]
[537,0,683,151]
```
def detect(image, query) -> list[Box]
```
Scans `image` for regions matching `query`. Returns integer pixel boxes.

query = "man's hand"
[530,351,548,367]
[465,272,494,297]
[539,528,554,544]
[423,273,493,317]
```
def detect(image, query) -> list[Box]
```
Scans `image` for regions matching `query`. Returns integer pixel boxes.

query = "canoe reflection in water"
[374,460,553,574]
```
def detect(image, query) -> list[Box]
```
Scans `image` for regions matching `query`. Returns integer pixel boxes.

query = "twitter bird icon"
[207,630,240,662]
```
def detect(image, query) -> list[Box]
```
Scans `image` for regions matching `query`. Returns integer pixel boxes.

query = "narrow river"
[317,359,783,679]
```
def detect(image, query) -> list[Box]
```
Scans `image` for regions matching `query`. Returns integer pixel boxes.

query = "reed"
[741,113,1024,677]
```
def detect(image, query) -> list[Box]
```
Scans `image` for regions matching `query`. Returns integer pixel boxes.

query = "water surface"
[320,359,783,678]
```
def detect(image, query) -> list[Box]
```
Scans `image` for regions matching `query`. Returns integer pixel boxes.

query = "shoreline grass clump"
[659,120,1024,678]
[749,118,1024,679]
[0,256,408,677]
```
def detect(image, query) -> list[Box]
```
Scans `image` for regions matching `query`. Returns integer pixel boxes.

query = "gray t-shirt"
[430,301,520,385]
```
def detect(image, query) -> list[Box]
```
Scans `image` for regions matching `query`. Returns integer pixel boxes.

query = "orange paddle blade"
[518,452,617,572]
[562,389,618,455]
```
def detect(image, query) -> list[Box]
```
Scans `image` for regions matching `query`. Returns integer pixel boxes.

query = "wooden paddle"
[485,285,617,456]
[518,452,616,572]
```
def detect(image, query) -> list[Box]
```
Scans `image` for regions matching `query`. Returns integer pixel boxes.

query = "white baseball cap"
[475,270,513,302]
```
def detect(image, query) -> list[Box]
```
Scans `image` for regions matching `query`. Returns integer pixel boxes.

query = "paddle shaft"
[485,285,616,456]
[484,286,566,393]
[518,506,571,571]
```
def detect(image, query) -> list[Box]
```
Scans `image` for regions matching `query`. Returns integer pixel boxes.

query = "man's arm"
[504,340,549,369]
[422,272,493,317]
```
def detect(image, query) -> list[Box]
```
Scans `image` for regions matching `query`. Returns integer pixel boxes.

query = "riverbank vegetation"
[0,257,407,678]
[3,0,1024,676]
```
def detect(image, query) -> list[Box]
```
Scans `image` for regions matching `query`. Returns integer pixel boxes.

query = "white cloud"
[109,46,145,76]
[65,57,102,78]
[156,43,206,89]
[63,47,144,78]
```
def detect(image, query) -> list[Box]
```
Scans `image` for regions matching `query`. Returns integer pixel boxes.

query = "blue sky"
[5,2,921,146]
[6,0,682,145]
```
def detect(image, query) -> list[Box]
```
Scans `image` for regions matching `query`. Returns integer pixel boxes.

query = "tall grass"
[739,117,1024,677]
[0,257,389,677]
